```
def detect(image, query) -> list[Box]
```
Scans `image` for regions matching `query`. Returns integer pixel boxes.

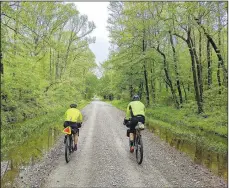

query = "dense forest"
[1,2,99,158]
[98,2,228,157]
[0,1,228,183]
[99,2,227,113]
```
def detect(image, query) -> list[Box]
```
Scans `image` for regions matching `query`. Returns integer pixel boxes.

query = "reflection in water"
[1,127,61,187]
[194,140,202,165]
[152,125,227,181]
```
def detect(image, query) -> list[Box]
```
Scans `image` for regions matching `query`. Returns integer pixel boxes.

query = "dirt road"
[42,101,226,187]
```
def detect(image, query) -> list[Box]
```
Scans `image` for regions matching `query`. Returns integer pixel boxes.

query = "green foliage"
[1,100,89,160]
[146,105,227,137]
[110,99,227,154]
[108,100,129,111]
[1,2,98,162]
[1,2,98,127]
[85,73,99,99]
[101,1,227,115]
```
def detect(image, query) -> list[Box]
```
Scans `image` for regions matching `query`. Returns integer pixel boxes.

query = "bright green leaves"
[1,2,97,127]
[103,1,227,112]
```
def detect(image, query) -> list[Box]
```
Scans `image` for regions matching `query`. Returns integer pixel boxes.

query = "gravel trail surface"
[16,101,227,187]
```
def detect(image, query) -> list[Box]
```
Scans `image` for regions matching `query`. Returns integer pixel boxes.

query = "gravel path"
[15,101,227,187]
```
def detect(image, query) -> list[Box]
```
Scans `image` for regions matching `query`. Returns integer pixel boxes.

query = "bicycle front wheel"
[135,135,143,164]
[65,135,71,163]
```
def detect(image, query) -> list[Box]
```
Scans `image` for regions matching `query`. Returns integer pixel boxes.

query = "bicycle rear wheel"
[65,135,71,163]
[135,134,143,164]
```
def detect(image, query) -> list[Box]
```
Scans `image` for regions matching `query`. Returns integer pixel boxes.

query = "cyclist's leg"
[74,128,79,150]
[129,123,134,143]
[75,130,79,142]
[70,123,79,150]
[129,117,138,140]
[129,117,138,152]
[74,123,81,145]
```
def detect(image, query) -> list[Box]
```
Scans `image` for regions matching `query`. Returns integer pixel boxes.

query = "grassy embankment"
[1,100,90,163]
[1,100,90,187]
[109,100,227,154]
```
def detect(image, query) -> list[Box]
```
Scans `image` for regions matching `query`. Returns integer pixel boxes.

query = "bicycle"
[63,126,75,163]
[128,122,144,164]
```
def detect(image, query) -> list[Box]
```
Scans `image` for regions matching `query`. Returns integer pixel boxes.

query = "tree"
[102,1,227,114]
[1,2,98,126]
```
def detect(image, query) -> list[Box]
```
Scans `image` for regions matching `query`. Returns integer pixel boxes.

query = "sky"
[74,2,110,66]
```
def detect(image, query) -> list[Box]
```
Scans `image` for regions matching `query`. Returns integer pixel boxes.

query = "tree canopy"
[1,2,99,126]
[99,2,227,115]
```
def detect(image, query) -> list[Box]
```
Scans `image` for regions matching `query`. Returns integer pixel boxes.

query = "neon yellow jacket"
[126,101,146,119]
[65,108,83,122]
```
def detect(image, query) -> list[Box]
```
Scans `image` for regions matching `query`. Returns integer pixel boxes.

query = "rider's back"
[65,108,82,122]
[127,101,145,118]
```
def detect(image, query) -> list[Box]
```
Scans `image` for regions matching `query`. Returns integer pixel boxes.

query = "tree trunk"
[129,83,133,99]
[187,31,203,113]
[142,36,150,106]
[156,45,179,108]
[169,31,183,105]
[207,39,212,88]
[191,36,203,102]
[217,2,222,93]
[143,63,150,106]
[0,62,3,75]
[196,2,203,101]
[217,62,222,94]
[198,31,203,101]
[182,82,187,102]
[196,20,227,86]
[174,29,203,113]
[129,70,133,99]
[138,80,144,100]
[150,67,156,103]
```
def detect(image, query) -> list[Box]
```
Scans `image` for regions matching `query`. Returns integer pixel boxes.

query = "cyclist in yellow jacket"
[123,95,146,152]
[64,104,83,151]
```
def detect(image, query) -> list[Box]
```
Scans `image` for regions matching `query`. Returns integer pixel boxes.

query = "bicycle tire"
[65,136,71,163]
[136,134,143,164]
[71,134,75,153]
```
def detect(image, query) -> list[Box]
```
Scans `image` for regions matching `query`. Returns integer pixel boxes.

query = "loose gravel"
[13,101,227,188]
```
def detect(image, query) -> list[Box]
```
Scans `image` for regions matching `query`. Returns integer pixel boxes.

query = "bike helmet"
[132,94,140,101]
[70,103,77,108]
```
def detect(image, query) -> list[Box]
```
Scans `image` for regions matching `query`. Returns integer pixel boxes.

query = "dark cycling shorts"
[128,115,145,133]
